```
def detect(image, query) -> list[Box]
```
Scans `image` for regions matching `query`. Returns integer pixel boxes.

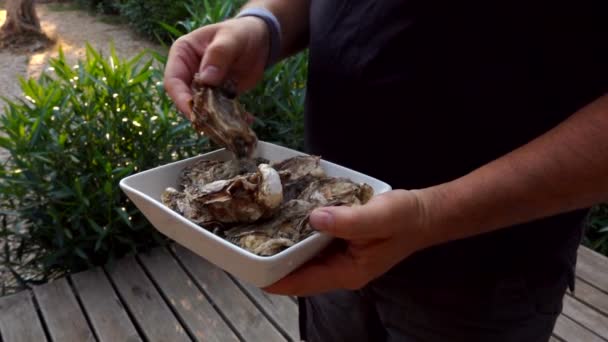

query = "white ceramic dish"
[119,141,392,287]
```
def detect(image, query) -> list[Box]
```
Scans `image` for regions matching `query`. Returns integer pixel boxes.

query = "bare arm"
[263,93,608,296]
[420,93,608,246]
[241,0,311,59]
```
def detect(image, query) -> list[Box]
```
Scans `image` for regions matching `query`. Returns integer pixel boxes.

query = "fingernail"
[200,65,220,83]
[310,210,334,230]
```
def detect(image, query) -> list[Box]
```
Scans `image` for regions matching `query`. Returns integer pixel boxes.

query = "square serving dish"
[119,141,392,287]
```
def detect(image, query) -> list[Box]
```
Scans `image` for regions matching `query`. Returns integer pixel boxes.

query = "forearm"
[242,0,310,59]
[420,94,608,246]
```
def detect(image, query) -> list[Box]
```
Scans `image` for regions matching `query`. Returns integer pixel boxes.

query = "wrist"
[235,7,282,69]
[235,16,271,65]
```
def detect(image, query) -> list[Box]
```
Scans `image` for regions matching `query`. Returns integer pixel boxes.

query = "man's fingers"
[198,31,240,86]
[309,191,409,240]
[308,203,384,240]
[164,77,193,118]
[164,36,207,117]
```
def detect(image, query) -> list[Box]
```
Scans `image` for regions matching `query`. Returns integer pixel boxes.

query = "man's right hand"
[163,17,270,119]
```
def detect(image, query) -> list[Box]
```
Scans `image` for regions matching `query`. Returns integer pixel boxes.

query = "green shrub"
[583,204,608,256]
[0,44,211,283]
[161,0,307,150]
[118,0,192,43]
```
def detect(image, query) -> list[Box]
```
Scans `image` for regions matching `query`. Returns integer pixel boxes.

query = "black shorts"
[298,262,572,342]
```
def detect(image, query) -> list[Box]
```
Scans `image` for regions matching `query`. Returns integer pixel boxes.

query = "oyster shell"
[161,163,283,225]
[179,157,269,189]
[272,155,325,181]
[298,177,374,207]
[189,74,258,159]
[271,155,326,202]
[223,199,316,256]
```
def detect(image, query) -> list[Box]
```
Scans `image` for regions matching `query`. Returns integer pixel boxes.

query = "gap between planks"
[30,288,53,342]
[166,246,248,342]
[101,266,149,341]
[66,276,101,342]
[227,273,299,342]
[136,246,240,342]
[171,244,287,342]
[134,255,199,342]
[561,294,608,341]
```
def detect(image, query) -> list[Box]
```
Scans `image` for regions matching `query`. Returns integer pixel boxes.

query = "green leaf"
[103,181,112,196]
[87,218,103,234]
[115,207,132,227]
[74,248,88,261]
[157,21,184,38]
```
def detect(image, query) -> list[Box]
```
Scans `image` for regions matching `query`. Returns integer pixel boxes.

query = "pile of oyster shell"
[161,156,374,256]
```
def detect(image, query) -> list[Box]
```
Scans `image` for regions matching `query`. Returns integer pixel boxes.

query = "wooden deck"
[0,244,607,342]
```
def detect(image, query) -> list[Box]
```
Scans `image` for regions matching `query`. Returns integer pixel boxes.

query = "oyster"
[298,177,374,207]
[179,157,269,189]
[271,155,326,202]
[272,155,325,181]
[223,199,316,256]
[189,73,258,159]
[161,163,283,225]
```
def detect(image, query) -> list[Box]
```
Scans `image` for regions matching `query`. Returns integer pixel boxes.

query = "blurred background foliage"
[0,0,307,292]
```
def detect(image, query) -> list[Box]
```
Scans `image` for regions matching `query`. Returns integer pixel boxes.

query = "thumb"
[309,203,388,240]
[198,30,239,86]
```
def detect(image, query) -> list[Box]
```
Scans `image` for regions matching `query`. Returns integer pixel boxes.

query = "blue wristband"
[235,8,282,69]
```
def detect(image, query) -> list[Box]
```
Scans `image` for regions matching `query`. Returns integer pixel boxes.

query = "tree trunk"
[1,0,52,50]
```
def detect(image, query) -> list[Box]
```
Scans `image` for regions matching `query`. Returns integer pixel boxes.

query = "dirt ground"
[0,2,164,102]
[0,1,164,296]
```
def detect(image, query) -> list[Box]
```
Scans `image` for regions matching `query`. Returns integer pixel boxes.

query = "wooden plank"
[562,294,608,338]
[0,291,47,342]
[553,315,605,342]
[138,247,239,342]
[105,255,190,342]
[573,278,608,316]
[577,246,608,292]
[233,278,299,341]
[33,277,95,342]
[71,267,142,342]
[172,244,286,342]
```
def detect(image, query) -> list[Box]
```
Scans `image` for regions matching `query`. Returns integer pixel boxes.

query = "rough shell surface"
[189,74,258,159]
[271,155,326,202]
[223,199,316,256]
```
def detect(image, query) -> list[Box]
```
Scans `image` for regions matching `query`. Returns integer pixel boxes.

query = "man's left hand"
[262,189,433,296]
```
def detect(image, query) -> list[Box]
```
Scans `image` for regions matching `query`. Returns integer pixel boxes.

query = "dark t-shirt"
[304,0,608,282]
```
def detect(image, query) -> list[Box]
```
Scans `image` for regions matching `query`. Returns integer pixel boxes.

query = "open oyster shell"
[271,155,326,202]
[179,157,269,189]
[162,163,283,226]
[189,74,258,159]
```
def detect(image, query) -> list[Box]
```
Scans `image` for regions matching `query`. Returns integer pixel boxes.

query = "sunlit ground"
[0,3,163,100]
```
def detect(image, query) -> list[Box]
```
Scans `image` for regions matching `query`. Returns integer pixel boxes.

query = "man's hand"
[265,92,608,298]
[163,17,270,118]
[263,189,433,296]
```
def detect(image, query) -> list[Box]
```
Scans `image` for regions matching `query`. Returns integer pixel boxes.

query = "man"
[164,1,608,341]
